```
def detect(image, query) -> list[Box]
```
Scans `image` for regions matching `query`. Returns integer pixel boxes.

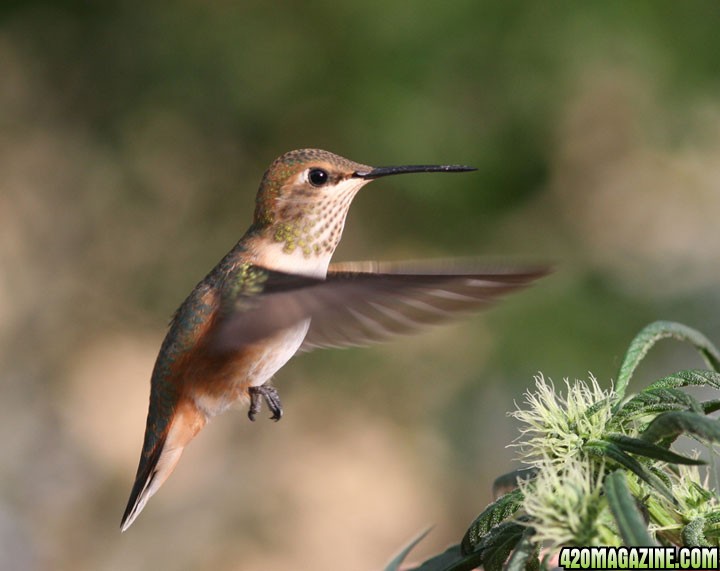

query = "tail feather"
[121,401,206,531]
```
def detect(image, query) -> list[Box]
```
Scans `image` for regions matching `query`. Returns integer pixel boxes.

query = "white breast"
[253,241,332,278]
[245,318,311,387]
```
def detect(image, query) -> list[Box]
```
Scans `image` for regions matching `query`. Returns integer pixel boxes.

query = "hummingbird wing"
[299,261,549,351]
[213,261,549,353]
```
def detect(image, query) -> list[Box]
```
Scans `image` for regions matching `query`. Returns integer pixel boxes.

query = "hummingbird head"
[247,148,475,276]
[252,148,372,229]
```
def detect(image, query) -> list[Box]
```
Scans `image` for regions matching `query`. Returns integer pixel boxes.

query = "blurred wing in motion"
[300,260,549,351]
[213,260,550,353]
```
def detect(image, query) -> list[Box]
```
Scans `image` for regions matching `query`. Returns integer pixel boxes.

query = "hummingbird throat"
[252,181,363,277]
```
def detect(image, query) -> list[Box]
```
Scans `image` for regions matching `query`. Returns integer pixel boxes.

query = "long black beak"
[353,164,476,179]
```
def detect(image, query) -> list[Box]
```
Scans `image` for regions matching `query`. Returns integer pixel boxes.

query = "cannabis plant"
[386,321,720,571]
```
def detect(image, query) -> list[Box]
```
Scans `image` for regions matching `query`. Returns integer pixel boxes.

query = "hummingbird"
[120,148,548,531]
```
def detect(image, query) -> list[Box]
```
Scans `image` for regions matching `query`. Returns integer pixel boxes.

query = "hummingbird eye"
[307,168,329,187]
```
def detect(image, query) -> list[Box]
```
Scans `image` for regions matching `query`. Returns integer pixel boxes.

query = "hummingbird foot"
[248,384,283,422]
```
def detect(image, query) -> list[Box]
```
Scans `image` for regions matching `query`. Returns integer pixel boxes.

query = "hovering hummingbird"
[120,148,548,531]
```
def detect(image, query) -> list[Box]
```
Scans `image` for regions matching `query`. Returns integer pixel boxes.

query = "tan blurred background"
[2,1,720,569]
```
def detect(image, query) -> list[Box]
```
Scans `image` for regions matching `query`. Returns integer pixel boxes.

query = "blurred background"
[3,1,720,569]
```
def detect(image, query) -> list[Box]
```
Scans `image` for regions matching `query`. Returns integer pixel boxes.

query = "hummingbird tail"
[120,400,206,532]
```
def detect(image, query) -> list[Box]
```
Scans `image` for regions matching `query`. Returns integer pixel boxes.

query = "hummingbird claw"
[248,384,284,422]
[247,391,261,422]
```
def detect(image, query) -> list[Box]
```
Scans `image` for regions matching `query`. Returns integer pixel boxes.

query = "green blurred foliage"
[2,1,720,569]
